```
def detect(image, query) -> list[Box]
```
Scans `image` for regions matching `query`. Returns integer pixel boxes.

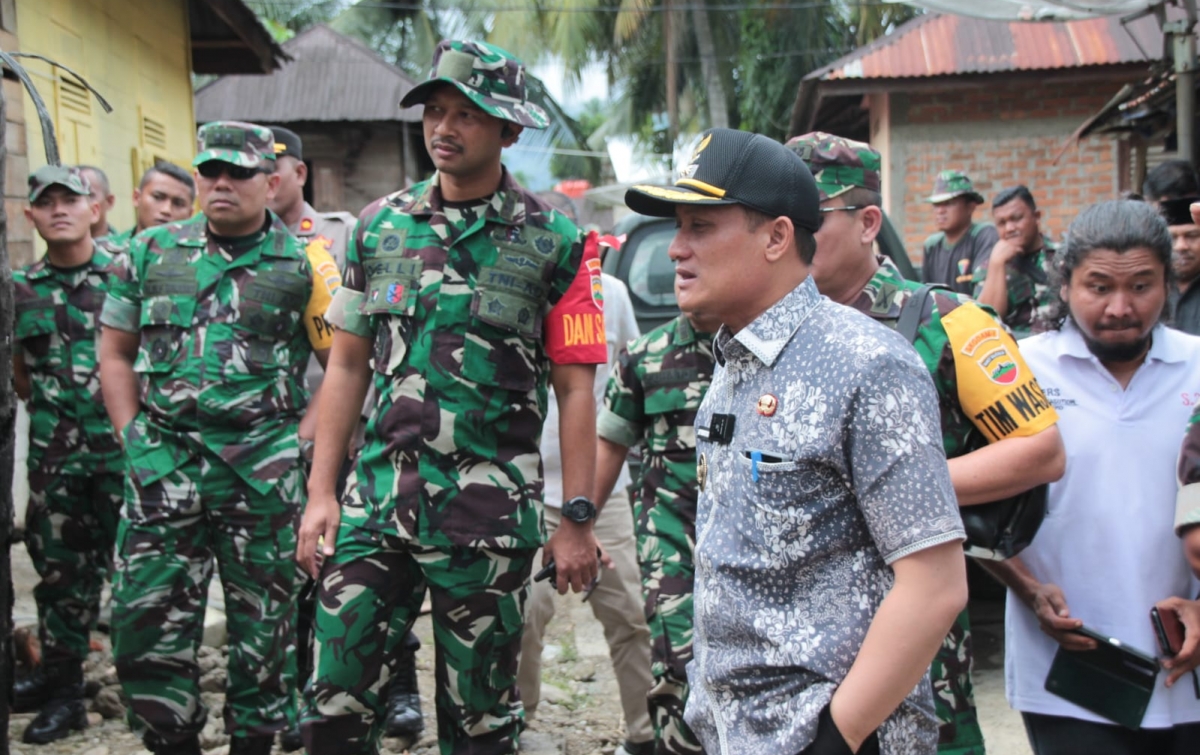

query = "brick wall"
[887,80,1125,262]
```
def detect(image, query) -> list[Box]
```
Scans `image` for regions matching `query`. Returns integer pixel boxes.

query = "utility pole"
[665,0,678,150]
[1167,0,1198,163]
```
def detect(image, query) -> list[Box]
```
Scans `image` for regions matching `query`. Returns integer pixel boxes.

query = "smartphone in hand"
[1151,605,1184,657]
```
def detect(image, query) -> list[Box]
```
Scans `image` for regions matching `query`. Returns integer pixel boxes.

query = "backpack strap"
[897,283,950,343]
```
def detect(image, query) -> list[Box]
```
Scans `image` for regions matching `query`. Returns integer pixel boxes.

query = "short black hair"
[139,162,196,198]
[1048,199,1173,329]
[77,165,110,195]
[993,185,1037,212]
[843,187,882,209]
[743,206,817,264]
[1143,160,1200,202]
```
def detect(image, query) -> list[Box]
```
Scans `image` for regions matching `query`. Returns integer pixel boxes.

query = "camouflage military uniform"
[303,163,605,754]
[971,235,1058,339]
[790,134,1061,755]
[1176,403,1200,535]
[597,314,712,755]
[104,226,135,247]
[99,122,339,744]
[15,231,125,668]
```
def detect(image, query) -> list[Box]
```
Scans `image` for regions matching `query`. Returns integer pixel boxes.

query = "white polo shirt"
[1006,321,1200,727]
[541,274,640,509]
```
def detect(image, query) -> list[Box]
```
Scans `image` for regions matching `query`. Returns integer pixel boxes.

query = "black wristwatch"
[561,496,597,524]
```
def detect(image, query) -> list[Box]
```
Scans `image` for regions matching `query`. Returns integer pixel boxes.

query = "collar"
[851,256,905,320]
[404,167,526,227]
[1056,320,1189,366]
[715,276,822,368]
[27,240,101,281]
[673,314,696,346]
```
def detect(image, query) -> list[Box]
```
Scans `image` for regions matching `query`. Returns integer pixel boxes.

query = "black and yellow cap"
[625,128,822,233]
[267,125,303,161]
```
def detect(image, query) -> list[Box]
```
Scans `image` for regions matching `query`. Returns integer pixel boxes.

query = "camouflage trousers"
[25,468,123,664]
[637,501,702,755]
[931,608,986,754]
[302,527,535,755]
[112,450,304,741]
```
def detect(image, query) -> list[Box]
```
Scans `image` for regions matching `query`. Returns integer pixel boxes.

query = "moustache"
[1094,319,1141,331]
[432,138,463,153]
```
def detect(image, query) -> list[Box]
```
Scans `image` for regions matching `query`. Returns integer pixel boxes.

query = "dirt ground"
[6,542,1031,755]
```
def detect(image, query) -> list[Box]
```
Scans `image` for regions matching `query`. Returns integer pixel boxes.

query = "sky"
[528,60,669,186]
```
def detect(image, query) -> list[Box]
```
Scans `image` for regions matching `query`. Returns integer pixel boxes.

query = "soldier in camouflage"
[595,311,716,755]
[265,124,427,747]
[98,121,341,755]
[1174,406,1200,667]
[973,186,1058,338]
[296,40,607,755]
[788,132,1067,755]
[922,170,1000,295]
[105,162,196,247]
[11,165,125,744]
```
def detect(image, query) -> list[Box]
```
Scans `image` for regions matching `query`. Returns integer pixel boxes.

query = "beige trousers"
[518,489,654,743]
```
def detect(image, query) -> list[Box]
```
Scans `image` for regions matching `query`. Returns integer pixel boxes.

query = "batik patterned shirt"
[686,276,965,755]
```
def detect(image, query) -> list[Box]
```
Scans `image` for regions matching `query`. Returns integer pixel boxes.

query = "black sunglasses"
[196,162,263,181]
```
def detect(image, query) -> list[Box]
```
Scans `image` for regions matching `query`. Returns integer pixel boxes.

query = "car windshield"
[626,223,677,308]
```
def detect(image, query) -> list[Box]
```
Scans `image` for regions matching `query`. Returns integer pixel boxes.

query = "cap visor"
[625,184,736,217]
[192,150,261,169]
[927,190,983,205]
[29,182,89,202]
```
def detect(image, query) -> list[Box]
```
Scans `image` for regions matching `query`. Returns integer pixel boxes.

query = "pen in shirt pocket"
[743,449,786,482]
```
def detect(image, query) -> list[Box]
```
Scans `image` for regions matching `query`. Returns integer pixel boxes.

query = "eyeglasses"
[818,205,864,214]
[196,162,263,181]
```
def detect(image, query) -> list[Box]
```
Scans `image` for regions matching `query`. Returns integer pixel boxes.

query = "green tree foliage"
[245,0,919,158]
[550,98,606,182]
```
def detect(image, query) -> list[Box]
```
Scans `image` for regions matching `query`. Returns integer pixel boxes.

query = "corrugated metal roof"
[191,0,290,74]
[195,25,421,123]
[809,11,1167,82]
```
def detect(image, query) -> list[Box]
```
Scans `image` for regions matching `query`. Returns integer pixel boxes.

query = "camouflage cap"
[785,132,881,202]
[28,165,90,202]
[192,121,276,170]
[400,40,549,129]
[927,169,984,204]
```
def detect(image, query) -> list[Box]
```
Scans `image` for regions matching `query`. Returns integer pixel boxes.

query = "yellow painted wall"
[17,0,195,236]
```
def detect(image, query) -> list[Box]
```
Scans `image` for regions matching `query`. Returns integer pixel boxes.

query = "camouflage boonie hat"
[927,169,984,204]
[785,132,881,202]
[28,165,90,202]
[192,121,276,170]
[400,40,549,129]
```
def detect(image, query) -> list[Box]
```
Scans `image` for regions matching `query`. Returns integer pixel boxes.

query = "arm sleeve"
[1177,404,1200,534]
[847,351,966,564]
[303,238,342,350]
[597,346,646,448]
[938,300,1058,442]
[544,230,607,365]
[99,241,144,333]
[970,224,1000,276]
